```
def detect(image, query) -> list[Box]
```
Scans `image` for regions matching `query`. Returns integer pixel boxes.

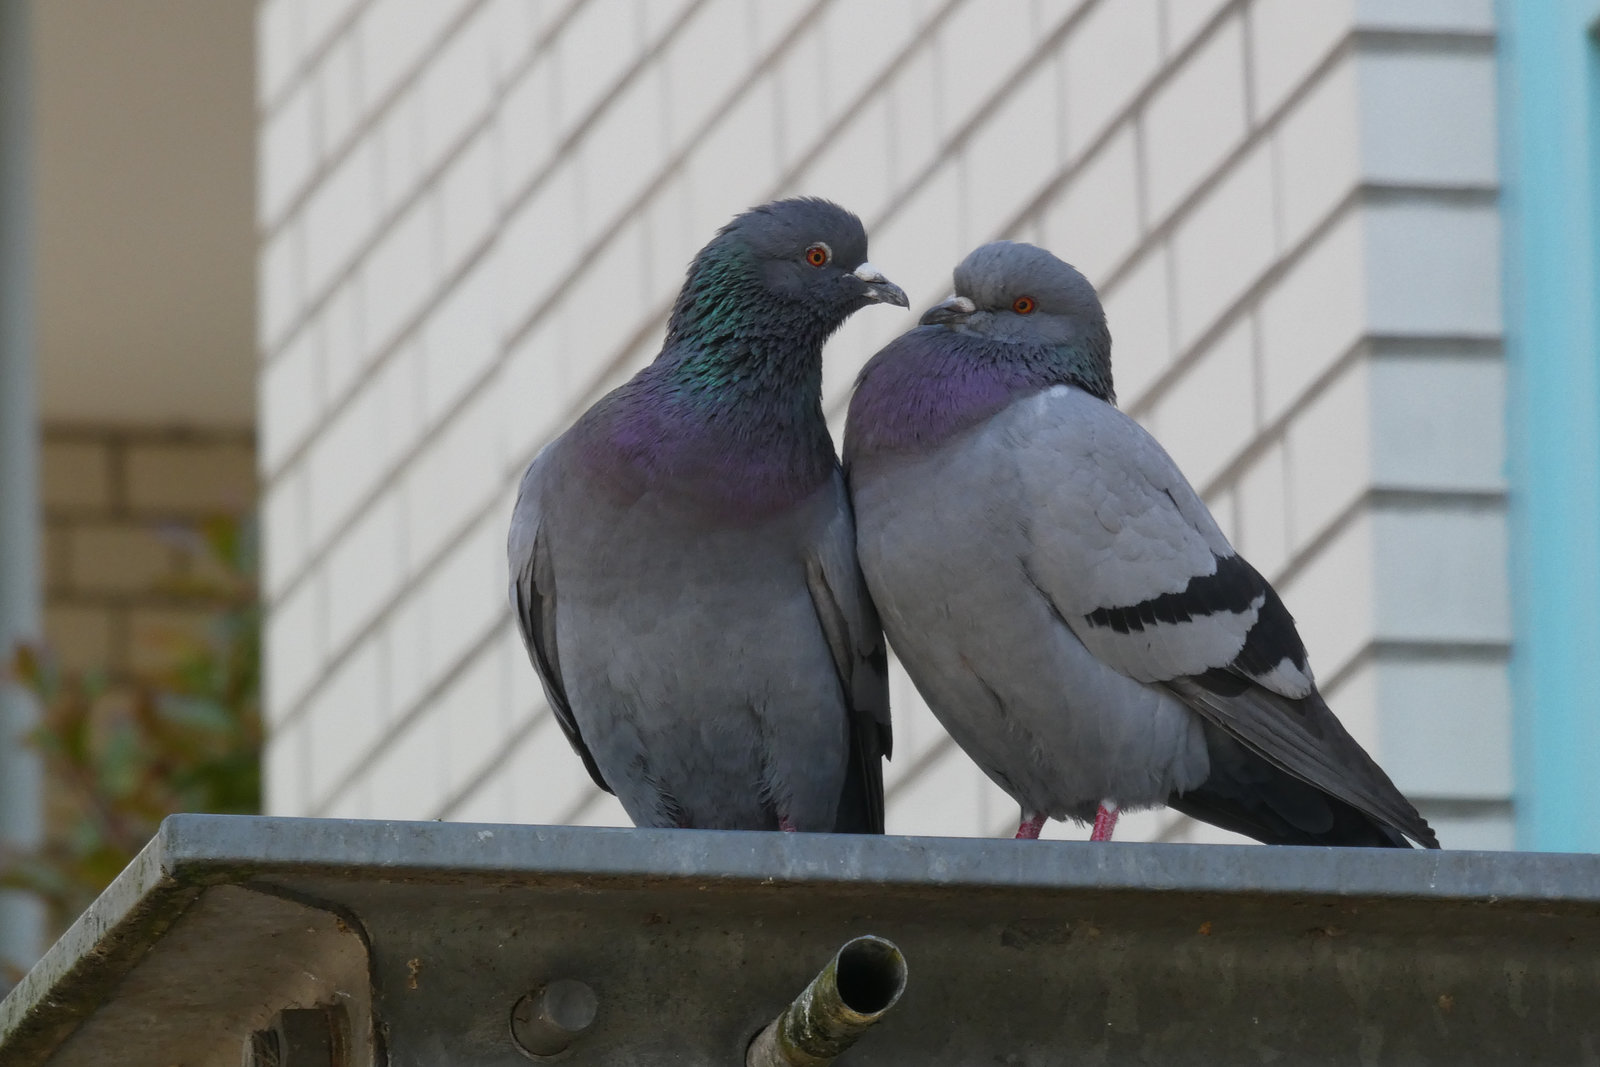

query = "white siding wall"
[256,0,1510,847]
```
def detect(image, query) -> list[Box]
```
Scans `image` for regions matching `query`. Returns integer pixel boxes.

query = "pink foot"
[778,816,798,833]
[1090,802,1120,842]
[1015,812,1047,839]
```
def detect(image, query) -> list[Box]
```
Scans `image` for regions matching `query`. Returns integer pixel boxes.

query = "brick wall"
[257,0,1510,847]
[40,425,257,676]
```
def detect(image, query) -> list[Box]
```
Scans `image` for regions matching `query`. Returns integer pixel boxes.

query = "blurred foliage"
[0,514,260,942]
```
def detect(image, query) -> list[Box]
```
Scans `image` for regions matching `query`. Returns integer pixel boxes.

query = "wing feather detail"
[804,473,892,834]
[508,449,611,795]
[1005,387,1311,693]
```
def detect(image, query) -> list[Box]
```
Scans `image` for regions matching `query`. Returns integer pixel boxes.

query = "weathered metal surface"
[1,814,1598,1066]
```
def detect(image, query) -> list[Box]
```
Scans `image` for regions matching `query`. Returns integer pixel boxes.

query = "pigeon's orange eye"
[805,244,831,267]
[1012,295,1037,314]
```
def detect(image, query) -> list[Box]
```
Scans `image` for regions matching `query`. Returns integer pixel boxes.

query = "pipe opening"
[835,937,907,1016]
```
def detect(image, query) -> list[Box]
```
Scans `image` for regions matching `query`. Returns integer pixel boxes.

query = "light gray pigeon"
[843,241,1437,848]
[507,198,903,832]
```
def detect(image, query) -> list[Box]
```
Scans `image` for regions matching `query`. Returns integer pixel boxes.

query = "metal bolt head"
[242,1028,280,1067]
[510,979,599,1059]
[242,1006,348,1067]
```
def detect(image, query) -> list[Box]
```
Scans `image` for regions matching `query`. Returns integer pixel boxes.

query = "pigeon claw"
[1090,801,1120,842]
[1015,812,1047,839]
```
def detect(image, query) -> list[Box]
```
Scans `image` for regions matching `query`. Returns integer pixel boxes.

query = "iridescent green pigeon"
[508,199,903,832]
[845,241,1437,848]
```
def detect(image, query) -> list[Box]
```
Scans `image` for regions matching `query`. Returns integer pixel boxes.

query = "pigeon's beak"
[919,295,976,326]
[853,262,909,308]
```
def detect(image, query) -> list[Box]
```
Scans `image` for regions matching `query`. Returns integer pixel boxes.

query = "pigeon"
[507,198,902,833]
[843,241,1438,848]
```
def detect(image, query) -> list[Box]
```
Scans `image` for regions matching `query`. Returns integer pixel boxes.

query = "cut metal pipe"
[746,934,908,1067]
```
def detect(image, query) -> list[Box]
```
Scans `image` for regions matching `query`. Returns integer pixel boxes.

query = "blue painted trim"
[1499,0,1600,850]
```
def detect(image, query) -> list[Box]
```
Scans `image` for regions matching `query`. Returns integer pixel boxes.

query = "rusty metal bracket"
[1,815,1598,1065]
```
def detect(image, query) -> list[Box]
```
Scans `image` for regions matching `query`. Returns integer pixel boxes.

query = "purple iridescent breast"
[569,379,835,524]
[845,328,1051,463]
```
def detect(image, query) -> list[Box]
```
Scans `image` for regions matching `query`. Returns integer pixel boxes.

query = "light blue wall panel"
[1499,0,1600,850]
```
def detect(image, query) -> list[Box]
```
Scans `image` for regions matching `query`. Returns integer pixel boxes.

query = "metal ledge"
[2,815,1598,1065]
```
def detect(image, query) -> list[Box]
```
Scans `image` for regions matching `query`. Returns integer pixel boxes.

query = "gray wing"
[804,471,892,834]
[1012,387,1297,690]
[507,446,611,795]
[1008,386,1436,847]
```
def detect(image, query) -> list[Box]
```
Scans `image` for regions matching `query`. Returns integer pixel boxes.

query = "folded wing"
[507,449,612,795]
[1008,386,1437,847]
[804,472,893,834]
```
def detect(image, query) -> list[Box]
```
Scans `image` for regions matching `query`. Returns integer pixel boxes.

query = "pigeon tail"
[1168,722,1431,848]
[830,721,887,834]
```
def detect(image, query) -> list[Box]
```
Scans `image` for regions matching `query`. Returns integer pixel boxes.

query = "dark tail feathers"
[1169,723,1437,848]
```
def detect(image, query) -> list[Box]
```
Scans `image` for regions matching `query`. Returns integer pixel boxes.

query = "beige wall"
[39,426,256,677]
[32,0,256,429]
[257,0,1509,847]
[29,0,259,671]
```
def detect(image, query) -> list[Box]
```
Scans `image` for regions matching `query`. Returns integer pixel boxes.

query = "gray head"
[667,198,907,348]
[920,241,1113,400]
